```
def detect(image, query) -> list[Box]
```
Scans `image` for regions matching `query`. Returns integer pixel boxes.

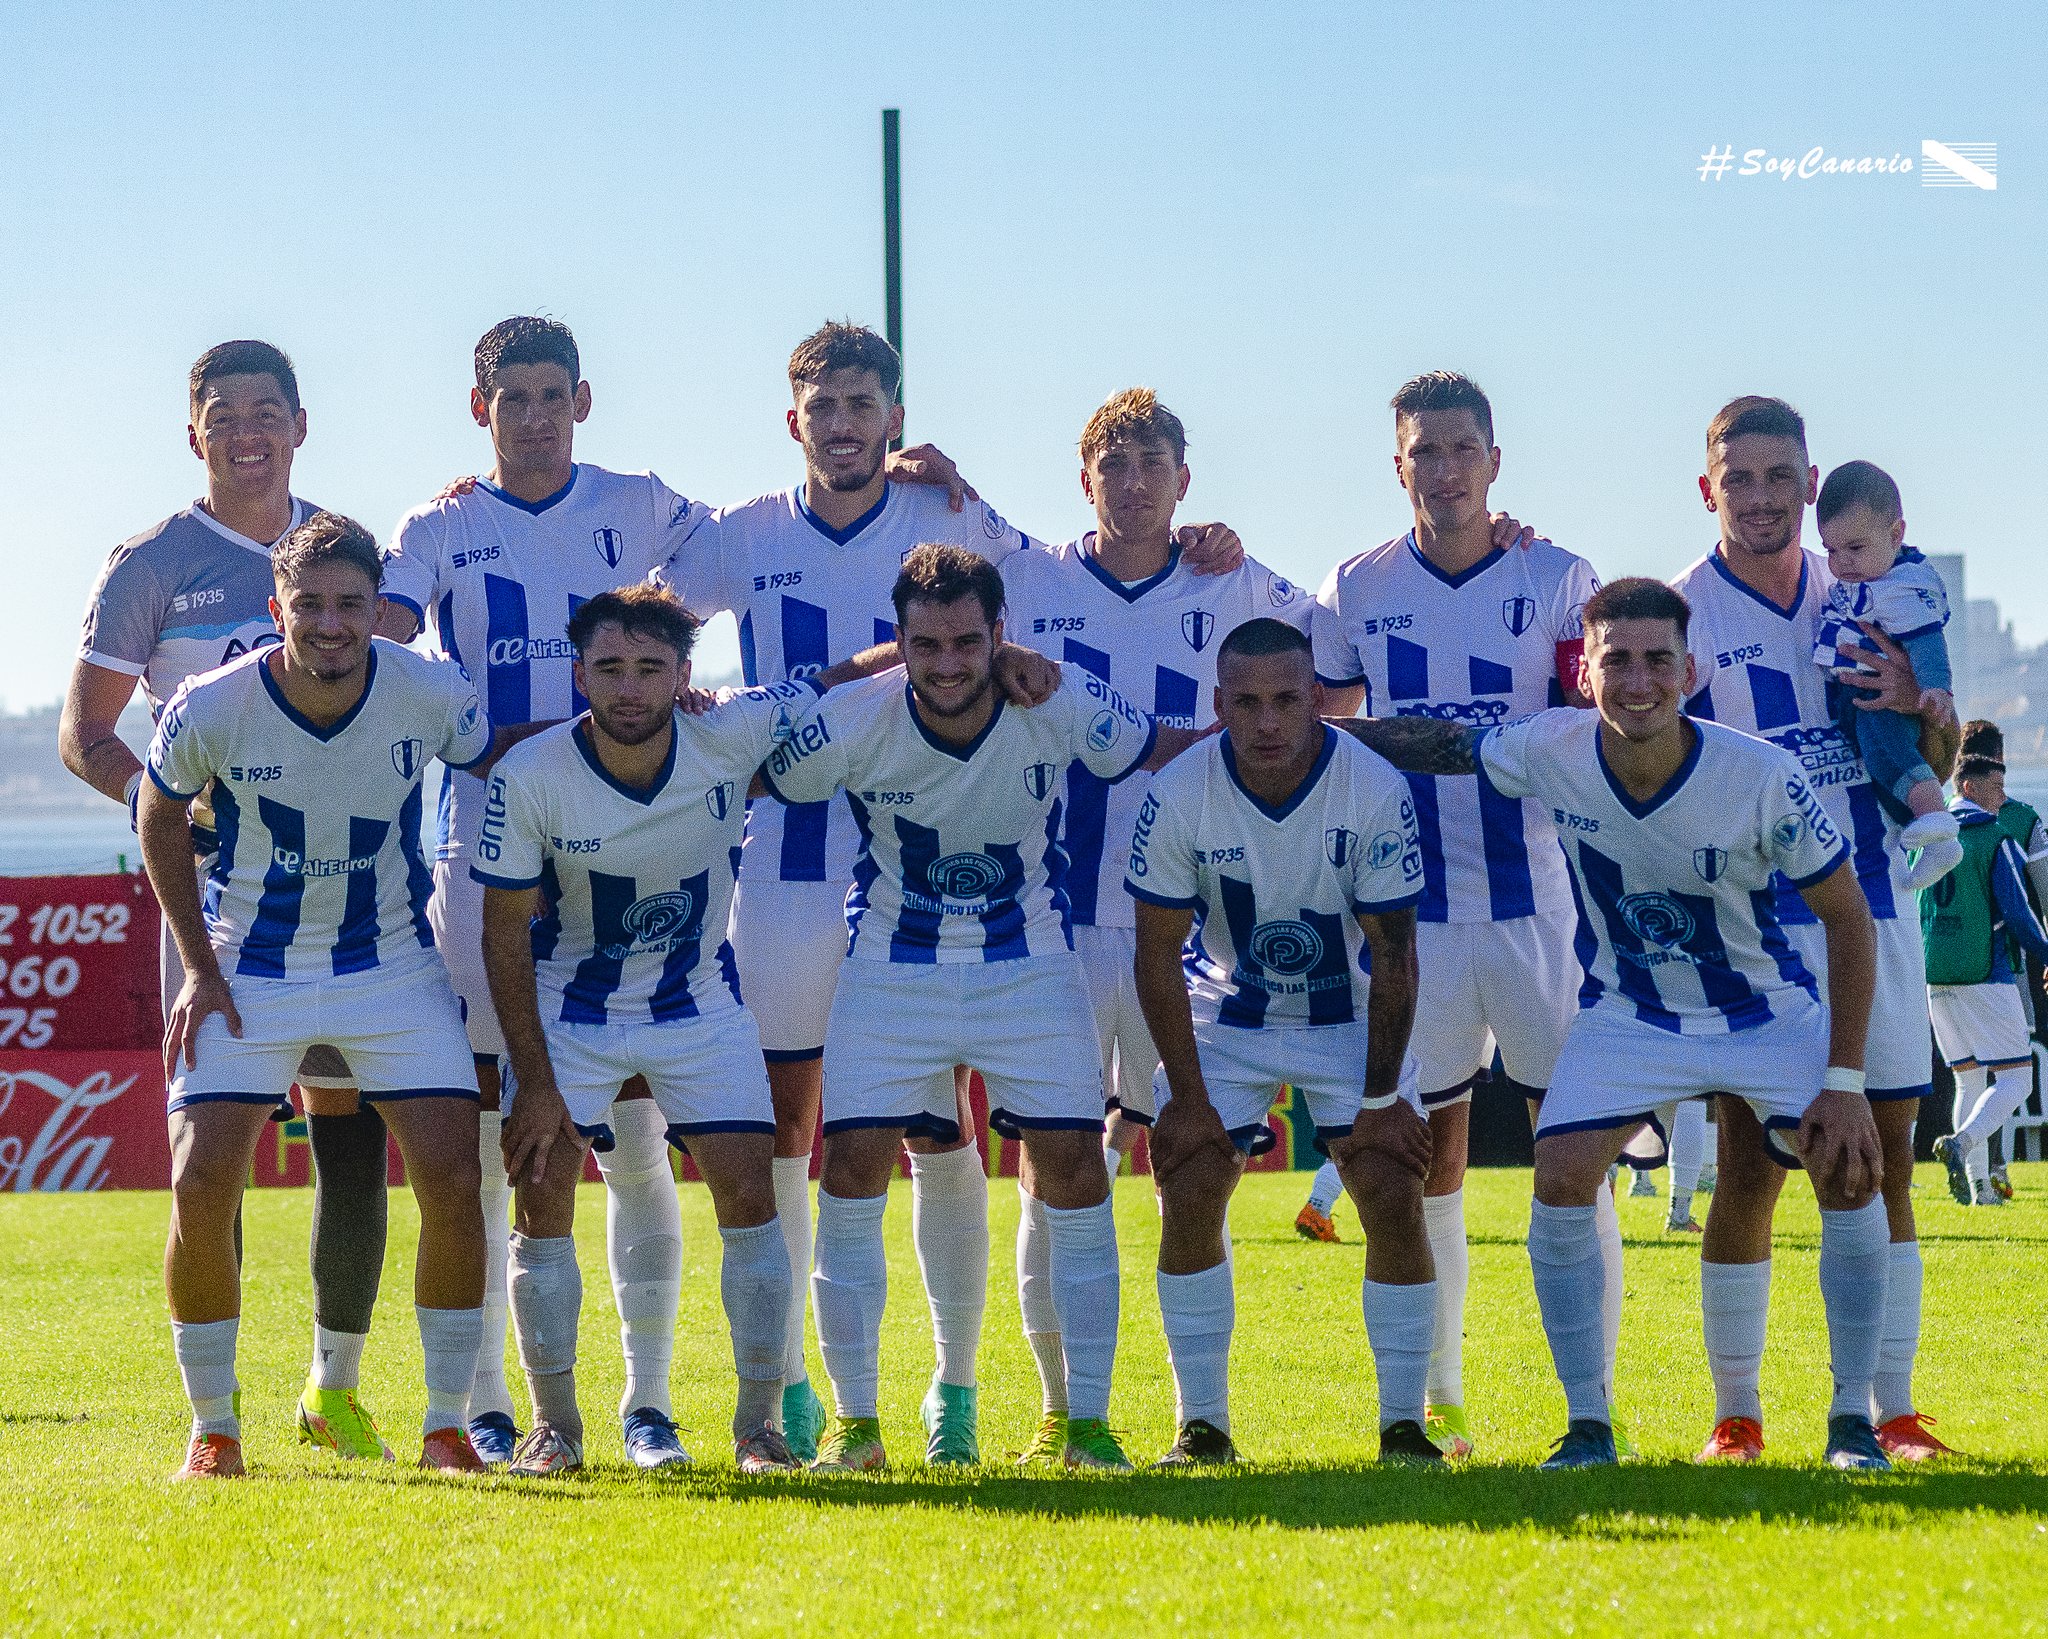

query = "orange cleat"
[419,1427,488,1474]
[172,1432,246,1480]
[1698,1416,1764,1463]
[1294,1204,1340,1243]
[1875,1412,1957,1462]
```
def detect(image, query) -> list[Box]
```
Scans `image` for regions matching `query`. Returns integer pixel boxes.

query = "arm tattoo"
[1330,716,1480,775]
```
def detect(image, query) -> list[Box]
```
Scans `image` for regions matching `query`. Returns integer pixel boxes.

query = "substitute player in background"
[1308,372,1599,1459]
[140,513,500,1478]
[1129,620,1440,1466]
[60,341,397,1462]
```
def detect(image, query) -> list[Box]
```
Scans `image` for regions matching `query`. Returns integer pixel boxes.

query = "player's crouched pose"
[140,513,496,1479]
[1348,579,1895,1470]
[1128,619,1443,1466]
[475,588,807,1476]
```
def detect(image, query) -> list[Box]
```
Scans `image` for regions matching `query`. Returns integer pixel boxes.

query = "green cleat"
[1016,1413,1068,1467]
[296,1382,394,1462]
[1612,1414,1640,1461]
[919,1377,980,1466]
[1062,1418,1133,1472]
[1424,1403,1474,1459]
[781,1379,827,1464]
[811,1416,887,1473]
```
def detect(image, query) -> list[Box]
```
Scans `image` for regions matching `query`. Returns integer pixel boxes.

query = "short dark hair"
[272,510,382,591]
[1391,371,1493,446]
[1817,459,1904,527]
[789,321,902,400]
[1582,577,1691,641]
[1706,395,1807,458]
[190,340,300,418]
[891,544,1003,627]
[1960,719,2004,760]
[475,316,580,395]
[566,584,698,662]
[1216,618,1314,670]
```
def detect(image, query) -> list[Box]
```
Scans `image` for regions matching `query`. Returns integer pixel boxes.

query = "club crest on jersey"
[1181,610,1216,653]
[1617,891,1694,949]
[705,781,735,822]
[1325,826,1358,867]
[1087,710,1122,752]
[391,738,425,779]
[1249,919,1324,975]
[1693,846,1728,883]
[593,526,625,569]
[1023,761,1058,801]
[929,851,1006,899]
[1502,595,1537,637]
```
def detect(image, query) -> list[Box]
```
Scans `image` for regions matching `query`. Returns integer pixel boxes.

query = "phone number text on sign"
[0,874,161,1051]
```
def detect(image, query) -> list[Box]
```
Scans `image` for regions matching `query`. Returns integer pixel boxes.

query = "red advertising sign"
[0,1050,169,1191]
[0,873,161,1051]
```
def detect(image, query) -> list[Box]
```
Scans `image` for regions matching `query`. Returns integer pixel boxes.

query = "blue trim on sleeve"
[146,764,200,801]
[1885,620,1946,644]
[1784,841,1852,892]
[384,592,426,622]
[444,735,495,773]
[1316,672,1368,689]
[468,866,544,891]
[758,764,795,806]
[1127,883,1200,909]
[1352,890,1424,914]
[1107,715,1160,784]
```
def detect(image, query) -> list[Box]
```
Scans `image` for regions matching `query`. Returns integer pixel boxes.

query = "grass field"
[4,1165,2046,1636]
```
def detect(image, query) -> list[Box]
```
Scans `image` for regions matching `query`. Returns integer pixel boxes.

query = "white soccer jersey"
[78,498,317,713]
[1124,727,1422,1029]
[1001,535,1311,931]
[761,667,1152,964]
[1813,550,1950,673]
[383,463,711,861]
[1480,711,1848,1035]
[1672,548,1905,921]
[470,683,813,1025]
[146,641,490,979]
[654,483,1034,887]
[1312,534,1598,925]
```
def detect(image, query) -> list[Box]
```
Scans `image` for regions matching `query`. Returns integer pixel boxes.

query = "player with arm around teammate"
[1128,618,1442,1466]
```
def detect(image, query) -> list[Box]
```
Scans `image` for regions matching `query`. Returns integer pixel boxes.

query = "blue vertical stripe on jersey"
[1475,761,1538,920]
[977,845,1030,961]
[649,869,713,1022]
[1215,874,1273,1028]
[714,939,744,1005]
[399,782,435,948]
[1744,663,1801,732]
[1469,655,1514,695]
[1303,908,1355,1025]
[437,592,466,671]
[1667,886,1769,1026]
[530,860,564,962]
[1846,782,1897,918]
[890,815,945,962]
[206,782,241,928]
[777,596,833,881]
[1575,841,1678,1029]
[1752,888,1820,1002]
[738,610,759,687]
[1401,770,1450,923]
[1565,859,1604,1010]
[1153,665,1199,727]
[845,794,881,952]
[1059,638,1115,925]
[434,770,455,859]
[333,814,392,975]
[874,617,895,649]
[1387,636,1430,701]
[482,573,533,727]
[240,796,308,978]
[1042,798,1074,945]
[562,870,635,1023]
[567,593,589,716]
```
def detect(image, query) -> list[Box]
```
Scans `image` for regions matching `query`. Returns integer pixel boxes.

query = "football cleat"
[1611,1415,1639,1461]
[1294,1204,1340,1243]
[1931,1135,1973,1205]
[1424,1403,1474,1459]
[1015,1413,1068,1467]
[1698,1416,1764,1462]
[172,1432,245,1481]
[1628,1169,1658,1198]
[1695,1164,1717,1195]
[1379,1419,1446,1466]
[1540,1420,1617,1469]
[1825,1414,1893,1472]
[623,1407,693,1471]
[419,1427,487,1474]
[811,1416,887,1474]
[1666,1208,1703,1234]
[919,1377,980,1467]
[1875,1411,1957,1462]
[1992,1165,2014,1200]
[735,1423,801,1474]
[467,1411,519,1467]
[1063,1419,1134,1472]
[1154,1418,1239,1468]
[506,1422,584,1478]
[1974,1179,2008,1207]
[781,1380,827,1465]
[296,1384,395,1462]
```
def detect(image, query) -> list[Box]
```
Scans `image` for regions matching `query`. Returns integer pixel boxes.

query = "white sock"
[811,1190,888,1419]
[771,1155,814,1392]
[1364,1278,1437,1431]
[417,1305,484,1436]
[1308,1159,1343,1215]
[1044,1199,1120,1424]
[1873,1240,1922,1424]
[1701,1259,1770,1424]
[1819,1198,1891,1421]
[595,1099,681,1421]
[469,1108,515,1424]
[509,1231,583,1441]
[310,1323,366,1392]
[1528,1202,1607,1424]
[908,1145,989,1389]
[1103,1138,1121,1181]
[1594,1183,1624,1398]
[1902,812,1963,892]
[1669,1099,1707,1213]
[720,1219,791,1438]
[172,1316,240,1439]
[1958,1068,2030,1150]
[1015,1183,1066,1415]
[1422,1189,1467,1406]
[1158,1260,1234,1431]
[1952,1067,1986,1133]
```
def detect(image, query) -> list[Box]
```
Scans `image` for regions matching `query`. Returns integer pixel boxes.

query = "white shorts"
[1537,1000,1828,1169]
[1156,1019,1423,1158]
[1789,913,1933,1099]
[430,858,502,1061]
[511,1003,776,1150]
[1928,981,2033,1070]
[169,955,479,1113]
[1409,907,1580,1105]
[730,877,848,1058]
[822,953,1104,1141]
[1074,924,1162,1121]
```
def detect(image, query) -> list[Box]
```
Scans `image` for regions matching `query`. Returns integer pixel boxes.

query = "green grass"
[4,1166,2046,1636]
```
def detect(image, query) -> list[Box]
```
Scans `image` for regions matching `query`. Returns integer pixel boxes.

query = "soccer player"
[760,545,1203,1473]
[1672,396,1958,1464]
[60,340,396,1461]
[1127,618,1440,1466]
[475,587,820,1476]
[138,512,499,1478]
[655,324,1243,1462]
[997,387,1309,1454]
[1309,371,1600,1459]
[1342,577,1895,1470]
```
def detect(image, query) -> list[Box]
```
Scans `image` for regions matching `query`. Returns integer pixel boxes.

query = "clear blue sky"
[1,0,2039,708]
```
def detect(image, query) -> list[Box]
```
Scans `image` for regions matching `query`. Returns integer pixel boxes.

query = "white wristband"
[1821,1066,1866,1095]
[1359,1091,1402,1112]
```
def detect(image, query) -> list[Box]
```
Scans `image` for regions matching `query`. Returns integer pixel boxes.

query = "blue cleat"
[467,1411,519,1467]
[1541,1419,1618,1469]
[782,1379,827,1464]
[1825,1414,1893,1472]
[622,1407,693,1472]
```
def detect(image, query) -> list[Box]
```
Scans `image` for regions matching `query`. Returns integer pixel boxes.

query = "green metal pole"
[883,107,903,451]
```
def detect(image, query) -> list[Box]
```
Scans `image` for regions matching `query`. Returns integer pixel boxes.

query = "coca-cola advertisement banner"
[0,873,160,1051]
[0,1051,168,1191]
